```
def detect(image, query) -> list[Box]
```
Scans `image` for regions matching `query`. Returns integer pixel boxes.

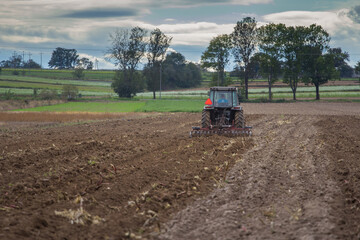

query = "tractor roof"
[210,86,238,91]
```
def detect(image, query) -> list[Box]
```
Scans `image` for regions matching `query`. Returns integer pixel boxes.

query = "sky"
[0,0,360,69]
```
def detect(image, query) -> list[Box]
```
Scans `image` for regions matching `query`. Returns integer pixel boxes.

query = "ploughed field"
[0,102,360,239]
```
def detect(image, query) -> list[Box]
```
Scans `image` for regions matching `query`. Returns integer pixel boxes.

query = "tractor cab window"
[232,91,239,106]
[214,91,232,107]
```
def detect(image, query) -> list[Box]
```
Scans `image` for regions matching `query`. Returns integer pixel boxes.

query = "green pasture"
[0,87,114,97]
[1,68,115,81]
[0,68,359,100]
[135,85,360,100]
[139,100,204,112]
[15,101,146,113]
[0,75,111,87]
[0,74,113,96]
[0,81,113,93]
[136,90,209,100]
[248,91,360,99]
[250,85,360,93]
[0,80,111,92]
[13,100,205,113]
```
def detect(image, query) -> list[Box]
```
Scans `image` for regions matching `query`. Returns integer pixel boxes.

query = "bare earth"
[0,102,360,239]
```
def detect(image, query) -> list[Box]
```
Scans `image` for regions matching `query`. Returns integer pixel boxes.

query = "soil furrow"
[158,115,341,239]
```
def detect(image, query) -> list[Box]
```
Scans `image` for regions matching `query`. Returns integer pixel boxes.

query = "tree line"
[201,17,360,100]
[0,53,41,69]
[107,27,201,98]
[2,18,360,100]
[0,48,94,70]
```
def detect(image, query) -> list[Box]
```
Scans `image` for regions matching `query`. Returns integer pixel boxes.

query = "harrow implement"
[189,126,252,138]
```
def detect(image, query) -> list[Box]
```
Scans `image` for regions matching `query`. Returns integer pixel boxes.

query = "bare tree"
[107,27,147,98]
[231,17,258,100]
[355,61,360,85]
[144,28,172,99]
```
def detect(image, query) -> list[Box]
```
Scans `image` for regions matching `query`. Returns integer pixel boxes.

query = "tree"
[301,24,332,100]
[0,54,41,69]
[327,48,352,78]
[23,59,41,69]
[231,17,258,99]
[162,52,185,89]
[201,34,232,86]
[39,89,58,100]
[355,61,360,84]
[48,48,79,69]
[280,25,307,101]
[62,85,79,100]
[0,54,22,68]
[252,53,281,101]
[145,28,172,99]
[162,52,201,89]
[107,27,147,98]
[183,62,202,87]
[72,68,85,79]
[112,70,145,98]
[257,23,284,101]
[339,64,354,78]
[76,57,93,70]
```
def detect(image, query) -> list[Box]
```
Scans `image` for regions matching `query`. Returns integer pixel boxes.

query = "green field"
[0,80,112,92]
[0,75,111,87]
[15,101,146,113]
[136,85,360,100]
[139,100,204,112]
[0,68,359,100]
[13,100,205,113]
[1,68,115,81]
[0,73,113,96]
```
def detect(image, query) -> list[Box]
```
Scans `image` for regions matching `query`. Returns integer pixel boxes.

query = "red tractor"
[190,87,252,137]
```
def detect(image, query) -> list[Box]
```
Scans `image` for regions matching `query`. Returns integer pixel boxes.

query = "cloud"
[0,0,269,49]
[78,53,114,69]
[262,8,360,66]
[61,8,138,18]
[156,22,234,45]
[262,9,360,35]
[347,5,360,23]
[147,0,272,8]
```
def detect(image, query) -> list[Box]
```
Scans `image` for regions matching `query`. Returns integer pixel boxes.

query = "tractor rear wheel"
[201,110,211,128]
[234,110,245,128]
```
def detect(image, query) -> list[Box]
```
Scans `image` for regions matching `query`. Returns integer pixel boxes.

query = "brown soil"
[1,102,360,239]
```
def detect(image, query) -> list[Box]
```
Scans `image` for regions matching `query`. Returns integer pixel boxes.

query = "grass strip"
[0,76,111,87]
[137,100,205,112]
[14,102,146,113]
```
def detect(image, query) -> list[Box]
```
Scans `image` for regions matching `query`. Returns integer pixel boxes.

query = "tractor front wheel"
[201,110,211,128]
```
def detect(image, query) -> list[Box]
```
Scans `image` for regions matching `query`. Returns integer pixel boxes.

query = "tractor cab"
[206,87,239,109]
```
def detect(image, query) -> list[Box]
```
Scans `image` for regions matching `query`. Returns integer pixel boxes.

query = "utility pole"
[40,52,43,69]
[28,52,32,61]
[159,62,162,99]
[95,59,99,70]
[13,51,16,68]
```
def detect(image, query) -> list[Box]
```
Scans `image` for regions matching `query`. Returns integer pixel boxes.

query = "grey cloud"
[61,8,138,18]
[146,0,271,8]
[0,25,71,40]
[348,5,360,23]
